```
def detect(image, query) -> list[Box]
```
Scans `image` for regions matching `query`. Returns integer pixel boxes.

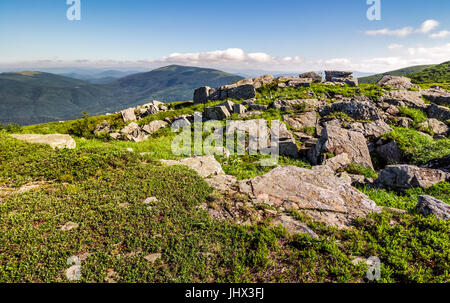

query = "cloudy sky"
[0,0,449,73]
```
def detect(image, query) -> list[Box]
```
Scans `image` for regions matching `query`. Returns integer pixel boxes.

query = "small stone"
[143,197,158,204]
[144,253,162,263]
[61,222,79,231]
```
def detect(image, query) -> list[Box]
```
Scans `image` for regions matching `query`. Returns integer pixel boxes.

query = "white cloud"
[365,19,440,37]
[417,19,440,33]
[430,30,450,39]
[366,27,414,37]
[388,44,404,50]
[2,44,450,74]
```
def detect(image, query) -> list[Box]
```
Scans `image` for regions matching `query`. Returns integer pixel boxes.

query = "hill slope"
[358,64,434,84]
[0,66,243,125]
[408,61,450,83]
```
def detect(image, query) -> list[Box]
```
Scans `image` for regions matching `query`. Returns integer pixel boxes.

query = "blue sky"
[0,0,449,72]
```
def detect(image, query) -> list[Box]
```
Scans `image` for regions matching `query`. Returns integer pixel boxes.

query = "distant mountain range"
[359,61,450,84]
[0,65,243,125]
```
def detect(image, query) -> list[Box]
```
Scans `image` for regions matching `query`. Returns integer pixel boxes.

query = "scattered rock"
[161,155,224,178]
[93,121,111,135]
[233,103,247,114]
[299,71,322,83]
[350,120,393,139]
[171,117,191,130]
[120,122,147,142]
[10,134,76,149]
[142,120,168,135]
[144,253,162,263]
[378,90,426,109]
[238,166,380,228]
[330,97,382,121]
[309,122,374,169]
[416,195,450,220]
[421,155,450,173]
[271,215,318,238]
[121,108,137,123]
[283,111,318,130]
[427,104,450,122]
[376,165,449,190]
[419,118,448,136]
[61,222,79,231]
[273,99,320,111]
[421,86,450,106]
[205,174,237,192]
[205,106,231,121]
[249,104,269,111]
[376,141,403,164]
[193,86,211,104]
[376,75,419,90]
[143,197,159,204]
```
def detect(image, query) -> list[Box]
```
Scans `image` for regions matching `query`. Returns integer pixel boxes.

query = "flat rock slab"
[161,155,224,178]
[239,166,380,228]
[10,134,76,149]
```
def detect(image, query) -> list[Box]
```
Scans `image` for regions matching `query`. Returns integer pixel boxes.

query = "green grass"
[398,107,428,128]
[0,133,449,283]
[359,182,449,211]
[344,163,378,179]
[408,61,450,84]
[382,127,450,164]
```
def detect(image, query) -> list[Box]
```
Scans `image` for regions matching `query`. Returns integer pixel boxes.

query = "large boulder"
[419,119,449,136]
[421,86,450,106]
[161,155,224,178]
[193,86,211,104]
[427,104,450,122]
[299,72,322,83]
[376,75,419,90]
[421,155,450,173]
[276,123,299,158]
[378,90,426,109]
[349,120,393,139]
[142,120,168,135]
[325,71,353,81]
[309,122,374,169]
[171,117,191,130]
[228,84,257,100]
[283,111,318,131]
[416,196,450,220]
[376,141,403,164]
[120,122,147,142]
[330,98,382,121]
[121,108,137,123]
[205,106,231,121]
[10,134,76,149]
[376,165,449,190]
[238,166,380,228]
[273,99,321,111]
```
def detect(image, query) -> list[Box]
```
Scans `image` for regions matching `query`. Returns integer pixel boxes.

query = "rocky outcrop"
[378,90,426,109]
[161,155,225,178]
[142,120,168,135]
[120,122,147,142]
[427,104,450,122]
[283,111,318,131]
[205,106,231,120]
[329,98,382,121]
[421,86,450,106]
[10,134,76,149]
[421,155,450,173]
[276,123,299,158]
[419,119,448,136]
[238,166,380,228]
[273,99,321,111]
[121,108,137,123]
[325,71,358,87]
[376,75,419,90]
[376,141,403,164]
[309,122,374,169]
[349,120,393,138]
[376,165,449,190]
[193,86,211,104]
[299,72,322,83]
[171,117,191,130]
[207,84,257,102]
[416,195,450,220]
